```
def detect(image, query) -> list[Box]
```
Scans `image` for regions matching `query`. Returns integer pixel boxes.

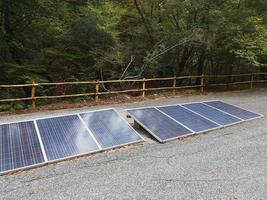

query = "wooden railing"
[0,73,267,110]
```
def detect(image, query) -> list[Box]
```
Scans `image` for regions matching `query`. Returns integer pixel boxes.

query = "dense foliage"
[0,0,267,110]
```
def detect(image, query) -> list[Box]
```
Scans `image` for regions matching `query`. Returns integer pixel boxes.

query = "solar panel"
[182,103,242,126]
[204,101,262,120]
[0,121,45,174]
[36,115,100,161]
[80,109,143,148]
[157,105,220,132]
[127,107,193,142]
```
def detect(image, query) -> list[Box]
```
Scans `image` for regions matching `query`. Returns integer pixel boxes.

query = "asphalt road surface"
[1,89,267,200]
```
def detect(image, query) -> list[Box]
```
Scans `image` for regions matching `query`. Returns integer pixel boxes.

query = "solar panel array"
[0,100,263,174]
[0,109,144,175]
[127,100,263,143]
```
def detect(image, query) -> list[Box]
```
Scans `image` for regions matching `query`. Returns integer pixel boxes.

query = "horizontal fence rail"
[0,73,267,110]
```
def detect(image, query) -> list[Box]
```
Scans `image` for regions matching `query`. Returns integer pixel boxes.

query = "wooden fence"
[0,73,267,110]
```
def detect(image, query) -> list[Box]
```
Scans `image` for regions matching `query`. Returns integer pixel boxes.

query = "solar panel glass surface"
[204,101,261,120]
[80,109,143,148]
[0,121,44,173]
[37,115,100,161]
[127,108,193,142]
[182,103,242,126]
[157,105,220,132]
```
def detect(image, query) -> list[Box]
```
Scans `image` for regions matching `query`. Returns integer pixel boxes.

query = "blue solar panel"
[127,108,193,142]
[157,105,220,132]
[80,109,143,148]
[182,103,242,126]
[0,121,45,174]
[36,115,100,161]
[204,101,262,120]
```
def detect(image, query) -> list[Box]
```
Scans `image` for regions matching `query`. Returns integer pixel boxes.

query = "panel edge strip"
[112,108,145,142]
[0,162,47,176]
[34,120,48,162]
[77,114,103,150]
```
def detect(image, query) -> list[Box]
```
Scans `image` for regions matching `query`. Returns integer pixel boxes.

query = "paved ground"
[1,89,267,200]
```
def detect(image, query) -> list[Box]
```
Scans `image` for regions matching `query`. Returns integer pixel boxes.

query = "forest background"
[0,0,266,110]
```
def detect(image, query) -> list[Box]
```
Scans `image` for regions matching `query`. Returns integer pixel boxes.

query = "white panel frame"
[34,120,48,162]
[77,114,103,150]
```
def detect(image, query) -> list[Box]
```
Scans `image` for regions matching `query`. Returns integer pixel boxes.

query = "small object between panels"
[127,100,263,143]
[0,109,144,175]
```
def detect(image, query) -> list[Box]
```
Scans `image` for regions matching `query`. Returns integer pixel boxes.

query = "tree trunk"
[133,0,154,45]
[196,51,205,85]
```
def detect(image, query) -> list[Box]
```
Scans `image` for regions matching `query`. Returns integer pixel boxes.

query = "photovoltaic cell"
[157,105,220,132]
[204,101,261,120]
[182,103,242,126]
[36,115,99,161]
[127,108,193,142]
[0,121,44,173]
[80,109,143,148]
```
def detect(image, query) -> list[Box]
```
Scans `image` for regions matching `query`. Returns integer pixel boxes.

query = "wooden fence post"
[250,73,254,89]
[201,74,205,94]
[95,80,100,103]
[172,76,176,96]
[31,81,36,110]
[142,78,146,98]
